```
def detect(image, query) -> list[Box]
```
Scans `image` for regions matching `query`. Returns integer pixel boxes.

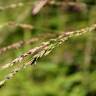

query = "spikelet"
[0,24,96,87]
[1,24,96,71]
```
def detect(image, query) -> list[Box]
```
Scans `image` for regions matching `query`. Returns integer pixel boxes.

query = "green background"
[0,0,96,96]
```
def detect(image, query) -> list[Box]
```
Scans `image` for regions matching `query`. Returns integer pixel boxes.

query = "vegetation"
[0,0,96,96]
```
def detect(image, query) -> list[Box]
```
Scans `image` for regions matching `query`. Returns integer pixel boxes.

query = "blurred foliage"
[0,0,96,96]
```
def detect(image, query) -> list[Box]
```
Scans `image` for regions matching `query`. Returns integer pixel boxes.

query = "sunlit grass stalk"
[0,24,96,87]
[0,38,38,54]
[0,0,50,14]
[0,23,96,87]
[0,0,81,14]
[0,43,54,87]
[1,24,96,70]
[32,0,50,15]
[0,31,59,54]
[8,21,34,29]
[0,21,34,31]
[0,2,31,11]
[0,0,86,13]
